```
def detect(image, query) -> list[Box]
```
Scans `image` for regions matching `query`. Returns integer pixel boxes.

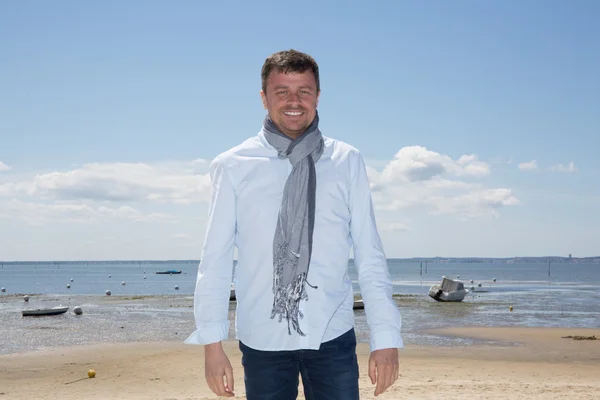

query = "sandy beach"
[1,326,598,400]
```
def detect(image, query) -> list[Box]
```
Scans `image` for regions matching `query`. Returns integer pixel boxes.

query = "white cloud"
[0,160,212,204]
[379,146,490,184]
[0,148,518,227]
[518,160,538,170]
[428,188,520,218]
[0,199,177,226]
[369,146,518,218]
[0,161,11,171]
[551,161,577,173]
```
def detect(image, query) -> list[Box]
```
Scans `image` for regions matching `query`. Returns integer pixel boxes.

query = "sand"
[1,327,599,400]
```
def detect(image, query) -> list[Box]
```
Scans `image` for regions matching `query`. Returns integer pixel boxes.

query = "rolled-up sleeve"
[184,156,236,345]
[348,150,403,352]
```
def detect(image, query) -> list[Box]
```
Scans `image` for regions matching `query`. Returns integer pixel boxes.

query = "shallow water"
[0,260,599,354]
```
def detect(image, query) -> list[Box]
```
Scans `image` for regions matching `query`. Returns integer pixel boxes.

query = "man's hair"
[261,49,320,94]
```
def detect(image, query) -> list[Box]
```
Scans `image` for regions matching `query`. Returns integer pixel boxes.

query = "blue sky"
[1,0,598,261]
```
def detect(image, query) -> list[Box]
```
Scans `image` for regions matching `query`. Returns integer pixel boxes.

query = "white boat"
[22,306,69,317]
[429,277,469,302]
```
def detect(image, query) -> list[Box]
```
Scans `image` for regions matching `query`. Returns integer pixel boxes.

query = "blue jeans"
[239,328,360,400]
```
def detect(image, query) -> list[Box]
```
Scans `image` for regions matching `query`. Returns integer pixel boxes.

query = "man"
[185,49,403,399]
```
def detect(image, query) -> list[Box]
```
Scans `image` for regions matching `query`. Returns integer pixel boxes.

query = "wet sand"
[1,327,599,399]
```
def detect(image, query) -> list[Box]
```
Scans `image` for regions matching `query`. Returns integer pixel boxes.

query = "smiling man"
[186,49,403,399]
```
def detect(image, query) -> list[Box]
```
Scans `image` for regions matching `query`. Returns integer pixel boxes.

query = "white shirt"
[184,128,403,352]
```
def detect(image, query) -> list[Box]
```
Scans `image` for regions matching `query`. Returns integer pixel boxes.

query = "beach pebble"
[106,290,111,296]
[74,306,83,315]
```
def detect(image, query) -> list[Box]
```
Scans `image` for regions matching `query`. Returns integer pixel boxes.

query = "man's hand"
[368,348,399,396]
[204,342,235,397]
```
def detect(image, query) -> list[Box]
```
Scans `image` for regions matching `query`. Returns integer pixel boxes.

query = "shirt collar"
[258,128,277,152]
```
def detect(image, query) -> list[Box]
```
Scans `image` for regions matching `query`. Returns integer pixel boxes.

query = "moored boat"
[155,269,182,274]
[428,276,470,302]
[22,306,69,317]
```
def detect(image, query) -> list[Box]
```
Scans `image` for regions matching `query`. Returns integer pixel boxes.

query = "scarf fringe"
[270,242,309,336]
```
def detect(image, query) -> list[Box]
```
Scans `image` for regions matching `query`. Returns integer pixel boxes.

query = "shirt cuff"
[370,329,404,352]
[184,322,229,345]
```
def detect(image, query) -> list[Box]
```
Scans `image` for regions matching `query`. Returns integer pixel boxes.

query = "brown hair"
[261,49,320,94]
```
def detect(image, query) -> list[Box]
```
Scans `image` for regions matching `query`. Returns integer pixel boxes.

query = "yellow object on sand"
[88,369,96,378]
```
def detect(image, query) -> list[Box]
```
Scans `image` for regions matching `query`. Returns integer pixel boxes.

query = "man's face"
[261,70,320,139]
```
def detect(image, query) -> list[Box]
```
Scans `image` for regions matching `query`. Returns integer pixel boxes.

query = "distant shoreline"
[1,256,599,265]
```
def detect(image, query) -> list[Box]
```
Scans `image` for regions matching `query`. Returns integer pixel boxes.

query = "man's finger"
[207,376,220,396]
[375,365,391,396]
[225,365,235,394]
[368,358,377,385]
[374,366,385,396]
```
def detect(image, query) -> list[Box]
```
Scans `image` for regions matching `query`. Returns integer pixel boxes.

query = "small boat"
[22,306,69,317]
[155,269,182,274]
[429,276,469,302]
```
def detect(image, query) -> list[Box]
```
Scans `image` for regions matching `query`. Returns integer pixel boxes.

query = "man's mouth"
[283,111,303,116]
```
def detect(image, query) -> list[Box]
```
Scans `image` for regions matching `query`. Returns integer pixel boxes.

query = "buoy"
[1,287,5,293]
[70,278,74,282]
[23,295,29,302]
[143,276,146,279]
[493,278,497,282]
[478,282,482,287]
[66,284,71,289]
[106,290,111,296]
[88,369,96,378]
[74,306,83,315]
[509,305,513,312]
[457,275,460,279]
[470,279,474,284]
[175,285,179,290]
[121,281,126,286]
[109,274,111,278]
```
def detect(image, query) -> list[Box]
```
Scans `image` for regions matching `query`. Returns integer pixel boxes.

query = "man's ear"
[260,90,268,110]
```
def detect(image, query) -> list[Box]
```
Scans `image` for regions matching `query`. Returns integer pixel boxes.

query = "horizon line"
[1,255,599,263]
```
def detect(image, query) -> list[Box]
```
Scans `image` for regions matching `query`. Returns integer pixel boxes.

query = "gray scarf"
[262,111,324,336]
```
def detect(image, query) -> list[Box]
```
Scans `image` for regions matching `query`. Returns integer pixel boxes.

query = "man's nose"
[287,92,301,104]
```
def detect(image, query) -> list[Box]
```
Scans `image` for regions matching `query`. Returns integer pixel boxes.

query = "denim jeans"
[239,328,360,400]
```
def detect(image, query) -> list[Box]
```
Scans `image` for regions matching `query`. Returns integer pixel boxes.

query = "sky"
[1,0,599,261]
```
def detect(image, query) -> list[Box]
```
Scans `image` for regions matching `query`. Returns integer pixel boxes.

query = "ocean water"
[0,260,599,354]
[0,259,598,298]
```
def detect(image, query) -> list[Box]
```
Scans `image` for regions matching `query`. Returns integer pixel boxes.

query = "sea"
[0,260,599,354]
